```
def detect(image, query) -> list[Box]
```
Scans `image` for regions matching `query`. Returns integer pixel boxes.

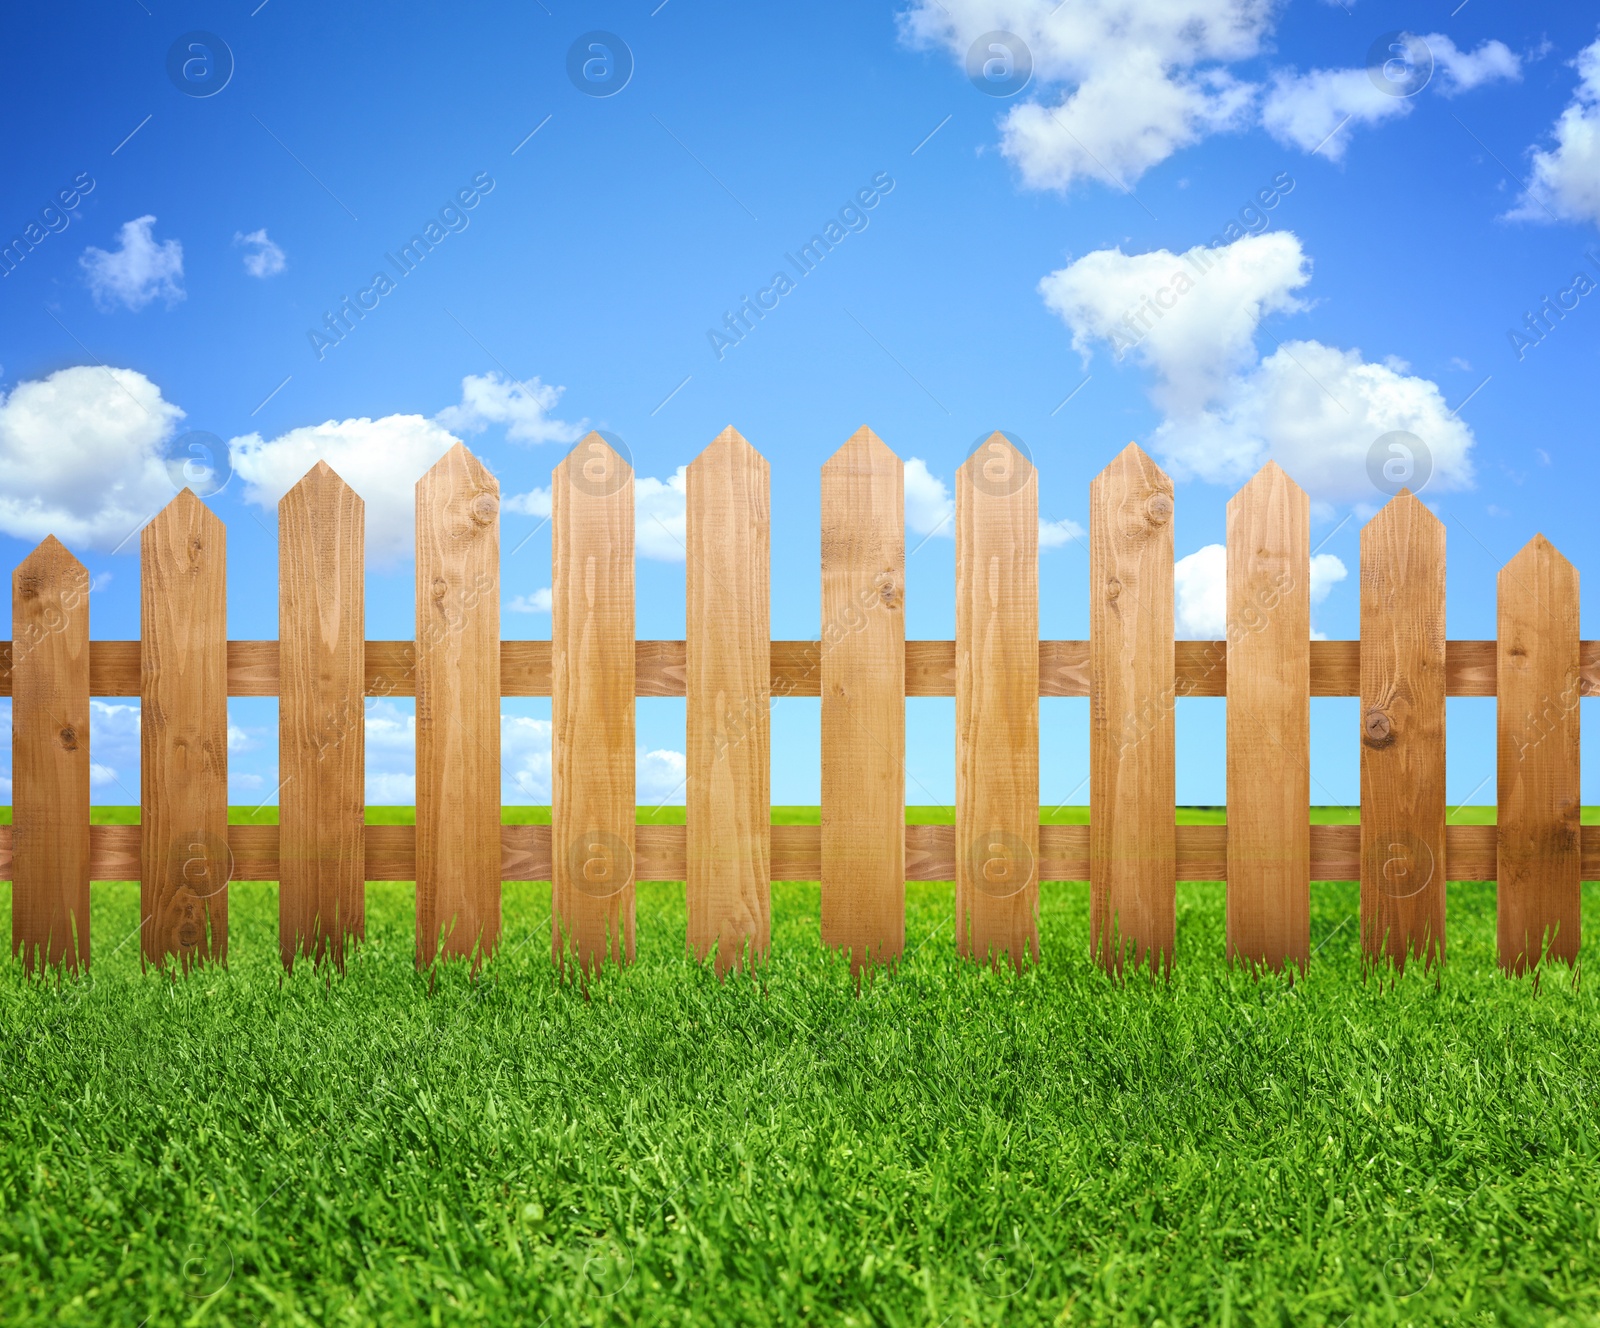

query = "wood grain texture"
[1225,463,1310,973]
[11,538,91,972]
[0,636,1588,699]
[141,491,229,969]
[2,820,1594,888]
[1497,535,1581,971]
[551,434,636,973]
[820,428,906,972]
[278,463,366,971]
[1360,490,1447,970]
[1090,444,1176,974]
[414,443,501,967]
[685,428,771,975]
[955,434,1039,968]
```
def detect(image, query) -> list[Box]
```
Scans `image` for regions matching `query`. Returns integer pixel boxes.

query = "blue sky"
[2,0,1599,809]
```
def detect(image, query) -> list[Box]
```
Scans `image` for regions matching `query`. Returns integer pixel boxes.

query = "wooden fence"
[1,430,1589,979]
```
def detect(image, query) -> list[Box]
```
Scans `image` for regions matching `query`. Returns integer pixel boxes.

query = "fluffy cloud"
[80,216,184,310]
[1151,340,1475,505]
[901,0,1268,190]
[234,228,286,278]
[901,4,1519,187]
[1514,35,1600,228]
[639,747,689,803]
[1040,231,1310,415]
[507,587,552,614]
[636,466,688,561]
[436,372,586,446]
[504,484,551,517]
[0,366,184,549]
[1263,35,1519,158]
[1042,232,1475,508]
[230,414,461,565]
[1175,543,1348,639]
[906,455,1084,548]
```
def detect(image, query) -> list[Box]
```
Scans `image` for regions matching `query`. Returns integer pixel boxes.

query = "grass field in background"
[1,807,1597,1325]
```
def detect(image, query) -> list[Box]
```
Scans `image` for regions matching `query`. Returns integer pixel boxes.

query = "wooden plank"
[685,427,771,975]
[820,427,906,971]
[1497,535,1581,971]
[955,434,1039,968]
[551,433,636,972]
[141,490,230,969]
[11,538,91,972]
[1089,443,1176,974]
[0,635,1585,700]
[278,462,366,971]
[0,819,1582,886]
[1360,490,1447,969]
[1225,462,1310,973]
[414,443,501,967]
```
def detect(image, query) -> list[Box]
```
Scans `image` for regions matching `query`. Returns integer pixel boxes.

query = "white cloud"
[504,485,551,517]
[1514,35,1600,228]
[508,587,552,614]
[639,747,688,803]
[80,216,184,311]
[636,467,687,561]
[366,773,416,803]
[900,0,1270,190]
[1174,543,1348,639]
[435,372,585,446]
[1042,232,1475,508]
[1039,516,1085,548]
[905,457,954,537]
[0,366,184,550]
[504,713,552,802]
[1260,66,1415,159]
[90,762,119,788]
[1432,35,1521,94]
[902,6,1519,187]
[1040,231,1310,415]
[1151,340,1476,506]
[1174,544,1227,639]
[230,414,460,565]
[1264,34,1519,158]
[234,228,286,278]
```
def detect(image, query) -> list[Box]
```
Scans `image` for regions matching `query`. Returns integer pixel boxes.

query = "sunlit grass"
[1,808,1597,1325]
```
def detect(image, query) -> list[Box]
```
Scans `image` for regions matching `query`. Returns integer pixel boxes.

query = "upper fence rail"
[3,430,1586,983]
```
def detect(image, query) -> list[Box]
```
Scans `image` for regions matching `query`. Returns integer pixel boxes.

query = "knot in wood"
[59,726,78,751]
[1145,493,1172,525]
[1105,577,1122,602]
[1363,708,1393,744]
[470,493,499,526]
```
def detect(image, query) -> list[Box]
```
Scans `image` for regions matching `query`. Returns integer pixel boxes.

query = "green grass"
[2,810,1599,1325]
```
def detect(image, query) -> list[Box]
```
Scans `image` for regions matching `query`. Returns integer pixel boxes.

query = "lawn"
[0,807,1596,1326]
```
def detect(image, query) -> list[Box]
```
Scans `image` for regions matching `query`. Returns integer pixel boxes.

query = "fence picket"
[955,434,1039,968]
[686,427,771,975]
[279,463,366,970]
[820,428,906,973]
[1360,489,1446,969]
[1497,535,1581,971]
[1090,444,1176,974]
[11,537,91,972]
[552,434,636,972]
[1226,462,1310,973]
[414,443,501,966]
[141,490,229,969]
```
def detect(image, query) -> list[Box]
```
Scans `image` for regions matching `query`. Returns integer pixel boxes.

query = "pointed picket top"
[417,441,499,546]
[1089,442,1173,548]
[16,533,87,585]
[555,430,632,495]
[143,486,225,561]
[1501,532,1574,580]
[824,425,899,472]
[1227,458,1305,514]
[1091,440,1169,494]
[283,458,362,508]
[958,430,1035,497]
[1363,486,1443,539]
[691,424,766,473]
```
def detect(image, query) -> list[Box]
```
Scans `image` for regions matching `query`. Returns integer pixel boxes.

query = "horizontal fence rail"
[3,432,1588,980]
